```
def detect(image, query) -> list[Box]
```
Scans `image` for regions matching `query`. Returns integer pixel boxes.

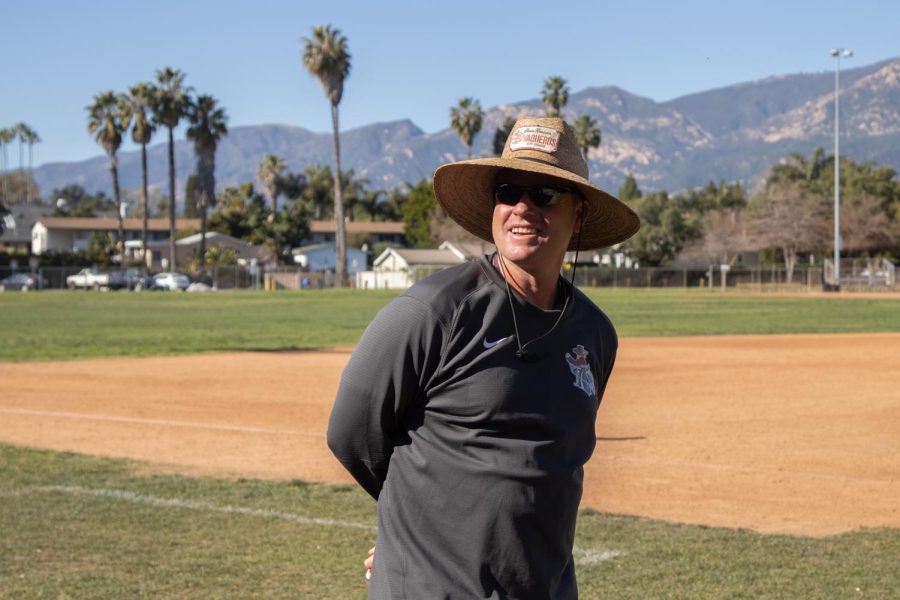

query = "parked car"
[0,273,44,291]
[66,268,126,290]
[150,272,191,291]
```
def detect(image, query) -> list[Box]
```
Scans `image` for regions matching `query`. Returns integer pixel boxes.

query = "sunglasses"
[494,182,579,208]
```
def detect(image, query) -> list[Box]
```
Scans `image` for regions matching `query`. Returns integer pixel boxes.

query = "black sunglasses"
[494,182,579,208]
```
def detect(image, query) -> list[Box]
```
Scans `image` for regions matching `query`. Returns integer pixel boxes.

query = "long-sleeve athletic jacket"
[327,254,618,599]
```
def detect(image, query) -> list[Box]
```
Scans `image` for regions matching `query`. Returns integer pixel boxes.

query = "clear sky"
[3,0,898,166]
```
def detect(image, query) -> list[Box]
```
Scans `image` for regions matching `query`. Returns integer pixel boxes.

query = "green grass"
[1,288,899,362]
[1,445,896,599]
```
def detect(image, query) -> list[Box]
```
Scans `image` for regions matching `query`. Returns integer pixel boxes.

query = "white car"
[149,272,191,291]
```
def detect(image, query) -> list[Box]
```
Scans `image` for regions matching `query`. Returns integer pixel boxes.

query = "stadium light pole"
[831,48,852,289]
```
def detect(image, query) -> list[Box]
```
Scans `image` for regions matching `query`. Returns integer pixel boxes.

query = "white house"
[356,247,465,289]
[291,242,367,274]
[31,217,201,256]
[125,231,274,269]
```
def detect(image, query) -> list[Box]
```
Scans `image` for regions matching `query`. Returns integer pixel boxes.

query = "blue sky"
[3,0,898,166]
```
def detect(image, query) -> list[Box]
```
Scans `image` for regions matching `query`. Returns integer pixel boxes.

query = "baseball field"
[1,289,898,598]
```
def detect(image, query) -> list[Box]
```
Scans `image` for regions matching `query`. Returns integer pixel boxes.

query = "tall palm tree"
[449,97,484,160]
[257,154,286,221]
[14,123,27,202]
[0,127,15,205]
[541,75,569,117]
[302,24,351,286]
[152,67,192,271]
[18,124,40,204]
[186,94,228,261]
[572,114,601,160]
[87,91,130,257]
[121,83,157,268]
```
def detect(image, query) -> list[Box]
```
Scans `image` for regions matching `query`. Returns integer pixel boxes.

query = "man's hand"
[364,546,375,580]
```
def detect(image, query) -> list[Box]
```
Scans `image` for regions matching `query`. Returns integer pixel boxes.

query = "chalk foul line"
[7,484,375,531]
[2,485,623,565]
[0,407,324,438]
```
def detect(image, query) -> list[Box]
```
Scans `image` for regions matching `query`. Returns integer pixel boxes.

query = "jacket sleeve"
[326,294,446,500]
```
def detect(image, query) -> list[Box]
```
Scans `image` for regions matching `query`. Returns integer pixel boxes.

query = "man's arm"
[327,295,445,499]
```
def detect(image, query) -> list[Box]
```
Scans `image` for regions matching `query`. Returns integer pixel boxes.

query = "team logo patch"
[509,126,560,153]
[566,344,596,397]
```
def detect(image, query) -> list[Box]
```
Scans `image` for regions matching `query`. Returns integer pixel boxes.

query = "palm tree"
[87,91,130,257]
[449,97,483,160]
[541,76,569,117]
[121,83,157,268]
[14,123,27,202]
[0,127,15,205]
[257,154,286,221]
[186,94,228,261]
[572,114,601,160]
[152,67,192,271]
[302,24,351,286]
[18,124,40,204]
[492,116,517,156]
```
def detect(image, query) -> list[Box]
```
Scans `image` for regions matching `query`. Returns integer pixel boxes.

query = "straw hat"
[433,116,640,250]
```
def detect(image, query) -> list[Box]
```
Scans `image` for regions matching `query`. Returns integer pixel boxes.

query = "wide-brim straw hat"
[433,116,640,250]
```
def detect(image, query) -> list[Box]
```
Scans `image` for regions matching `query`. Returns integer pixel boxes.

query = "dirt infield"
[1,334,897,537]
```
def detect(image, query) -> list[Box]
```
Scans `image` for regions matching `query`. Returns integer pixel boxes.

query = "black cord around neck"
[497,197,586,361]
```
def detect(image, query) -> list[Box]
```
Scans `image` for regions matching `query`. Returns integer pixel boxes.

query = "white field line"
[17,484,376,531]
[4,485,624,566]
[0,407,324,438]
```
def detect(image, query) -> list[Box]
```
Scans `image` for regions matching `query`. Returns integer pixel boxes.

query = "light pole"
[831,48,852,289]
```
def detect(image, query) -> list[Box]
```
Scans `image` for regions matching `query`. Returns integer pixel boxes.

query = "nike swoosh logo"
[483,335,511,349]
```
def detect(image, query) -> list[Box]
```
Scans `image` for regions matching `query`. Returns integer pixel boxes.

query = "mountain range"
[29,57,900,205]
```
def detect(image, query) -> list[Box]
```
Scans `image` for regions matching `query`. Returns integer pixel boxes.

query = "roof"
[383,248,464,266]
[176,231,253,247]
[34,217,203,231]
[1,204,48,243]
[439,240,496,260]
[291,242,365,255]
[310,220,405,234]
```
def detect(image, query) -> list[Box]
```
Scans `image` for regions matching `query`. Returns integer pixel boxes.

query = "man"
[327,116,640,598]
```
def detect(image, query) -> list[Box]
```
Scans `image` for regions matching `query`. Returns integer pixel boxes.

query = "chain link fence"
[1,263,896,292]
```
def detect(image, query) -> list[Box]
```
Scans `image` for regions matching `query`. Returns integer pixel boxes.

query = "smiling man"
[327,117,640,599]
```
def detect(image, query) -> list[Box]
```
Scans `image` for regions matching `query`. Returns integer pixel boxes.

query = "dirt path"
[1,334,897,537]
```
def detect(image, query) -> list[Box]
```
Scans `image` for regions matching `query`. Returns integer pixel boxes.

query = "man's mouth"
[510,226,539,235]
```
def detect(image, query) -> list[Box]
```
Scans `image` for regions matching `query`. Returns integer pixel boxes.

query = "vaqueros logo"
[565,344,596,397]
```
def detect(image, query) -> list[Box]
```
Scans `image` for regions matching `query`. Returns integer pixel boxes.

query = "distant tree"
[183,175,199,218]
[0,201,8,234]
[186,93,228,259]
[13,123,26,198]
[257,155,287,220]
[618,174,642,202]
[696,208,749,267]
[541,76,569,117]
[300,164,335,219]
[86,91,129,257]
[121,82,157,268]
[86,231,116,267]
[770,147,829,186]
[152,67,192,270]
[400,179,438,248]
[50,185,115,217]
[271,196,313,262]
[747,180,831,282]
[572,114,601,160]
[449,97,483,160]
[208,183,269,246]
[16,124,40,204]
[0,127,16,205]
[840,191,900,265]
[492,116,517,156]
[302,24,352,286]
[626,192,702,266]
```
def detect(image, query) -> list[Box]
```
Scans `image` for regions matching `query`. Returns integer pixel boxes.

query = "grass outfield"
[1,445,897,599]
[1,288,899,362]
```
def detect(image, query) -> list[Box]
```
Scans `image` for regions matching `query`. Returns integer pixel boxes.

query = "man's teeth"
[511,227,537,234]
